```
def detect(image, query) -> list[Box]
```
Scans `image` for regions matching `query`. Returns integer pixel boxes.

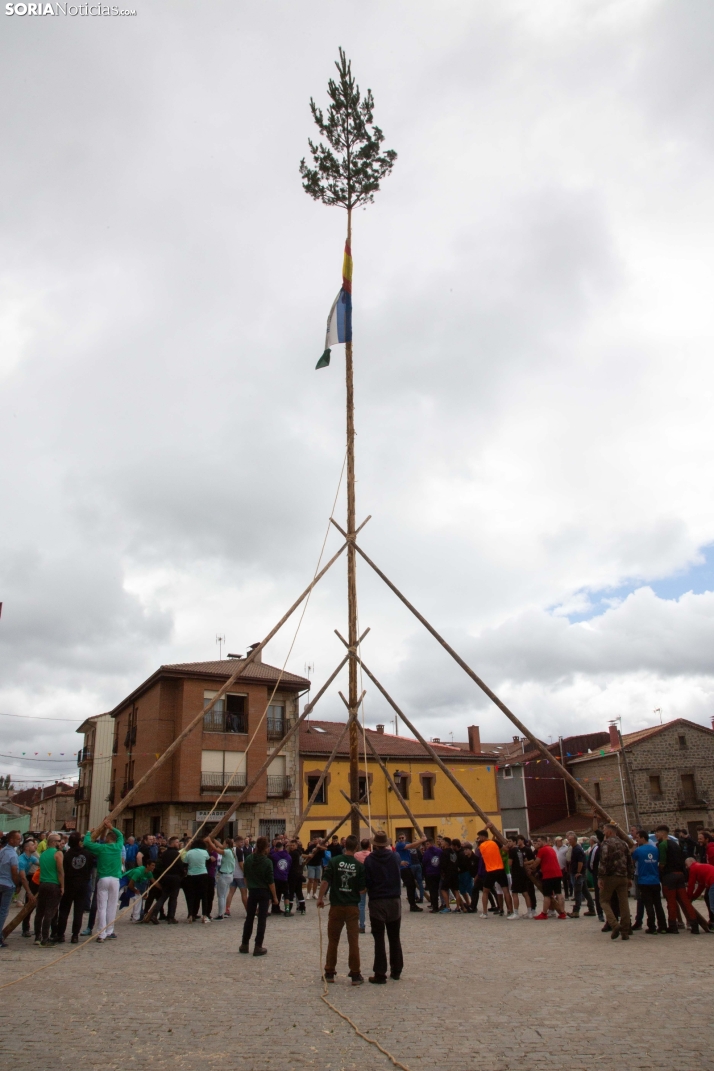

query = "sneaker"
[409,905,423,913]
[0,938,8,949]
[532,912,549,920]
[359,927,366,934]
[214,915,224,920]
[558,913,568,920]
[80,928,92,937]
[547,910,558,918]
[506,912,520,920]
[368,975,387,985]
[584,910,597,916]
[479,912,489,919]
[224,909,231,917]
[107,933,117,939]
[202,917,210,924]
[567,912,580,918]
[439,908,451,914]
[21,931,31,938]
[167,918,178,924]
[253,946,267,957]
[40,939,56,947]
[324,971,336,982]
[351,974,364,986]
[34,938,42,946]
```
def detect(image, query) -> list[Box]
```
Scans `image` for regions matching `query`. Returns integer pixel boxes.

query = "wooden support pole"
[105,541,347,823]
[363,732,424,839]
[348,536,633,844]
[339,789,377,835]
[356,658,506,845]
[209,656,350,837]
[293,720,350,836]
[2,895,36,940]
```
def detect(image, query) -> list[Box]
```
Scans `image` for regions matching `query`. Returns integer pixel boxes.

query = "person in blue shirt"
[394,833,425,912]
[632,830,667,934]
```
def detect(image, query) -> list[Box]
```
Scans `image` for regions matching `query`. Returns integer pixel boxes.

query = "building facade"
[11,782,76,832]
[75,713,114,831]
[101,654,309,840]
[298,720,501,844]
[569,718,714,835]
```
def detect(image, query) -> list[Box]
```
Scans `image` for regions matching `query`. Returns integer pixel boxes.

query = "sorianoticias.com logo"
[5,3,137,14]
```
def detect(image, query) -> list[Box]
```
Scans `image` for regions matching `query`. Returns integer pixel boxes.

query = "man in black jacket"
[55,832,92,944]
[364,832,404,985]
[143,837,186,924]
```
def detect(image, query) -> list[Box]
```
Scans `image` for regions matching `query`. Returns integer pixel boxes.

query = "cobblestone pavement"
[1,898,712,1071]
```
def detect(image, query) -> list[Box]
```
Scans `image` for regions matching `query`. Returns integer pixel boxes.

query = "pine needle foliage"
[300,47,397,211]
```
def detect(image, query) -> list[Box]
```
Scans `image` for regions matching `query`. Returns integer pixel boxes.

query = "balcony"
[200,771,247,792]
[677,795,708,810]
[267,717,286,739]
[74,785,87,801]
[267,775,292,797]
[203,710,248,735]
[123,725,137,749]
[120,779,134,798]
[77,747,92,765]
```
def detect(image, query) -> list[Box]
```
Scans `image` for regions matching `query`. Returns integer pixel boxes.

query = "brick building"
[91,652,309,840]
[569,718,714,836]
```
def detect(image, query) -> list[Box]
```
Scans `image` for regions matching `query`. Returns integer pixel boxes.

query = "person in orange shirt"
[475,830,518,919]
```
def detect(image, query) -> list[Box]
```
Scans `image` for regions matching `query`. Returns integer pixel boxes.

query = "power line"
[0,712,80,722]
[0,753,78,763]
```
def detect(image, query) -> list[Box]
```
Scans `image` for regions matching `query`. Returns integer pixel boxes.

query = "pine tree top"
[300,47,397,211]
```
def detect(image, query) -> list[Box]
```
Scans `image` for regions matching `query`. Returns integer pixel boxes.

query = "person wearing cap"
[364,831,404,984]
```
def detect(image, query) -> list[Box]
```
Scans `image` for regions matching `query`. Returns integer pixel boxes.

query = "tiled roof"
[300,720,498,761]
[568,718,714,765]
[109,658,310,716]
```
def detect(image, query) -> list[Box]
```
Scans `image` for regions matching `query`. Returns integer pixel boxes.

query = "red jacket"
[687,862,714,901]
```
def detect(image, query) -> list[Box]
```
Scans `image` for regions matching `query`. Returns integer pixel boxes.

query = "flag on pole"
[316,240,352,368]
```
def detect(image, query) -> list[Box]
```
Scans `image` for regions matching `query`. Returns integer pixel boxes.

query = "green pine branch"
[300,47,397,210]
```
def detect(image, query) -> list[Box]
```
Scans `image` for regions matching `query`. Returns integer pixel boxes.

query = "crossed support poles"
[5,519,636,944]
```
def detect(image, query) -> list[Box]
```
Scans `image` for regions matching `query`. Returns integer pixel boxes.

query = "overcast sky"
[2,0,714,785]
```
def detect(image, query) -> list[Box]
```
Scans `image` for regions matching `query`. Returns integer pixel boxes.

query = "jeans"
[359,891,366,929]
[411,864,424,902]
[600,876,631,935]
[325,904,361,976]
[400,867,417,907]
[215,872,232,916]
[96,876,120,937]
[572,874,595,913]
[639,883,667,931]
[34,882,62,942]
[242,888,270,947]
[0,883,14,940]
[57,884,89,939]
[426,876,441,912]
[184,874,211,919]
[369,898,403,979]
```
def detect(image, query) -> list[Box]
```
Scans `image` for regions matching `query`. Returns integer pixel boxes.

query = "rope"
[0,455,349,993]
[316,904,412,1071]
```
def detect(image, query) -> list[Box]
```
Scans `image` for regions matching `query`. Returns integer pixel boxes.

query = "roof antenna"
[304,663,314,731]
[216,634,225,660]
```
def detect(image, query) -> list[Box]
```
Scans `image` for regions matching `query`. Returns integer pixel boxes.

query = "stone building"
[11,782,77,832]
[569,718,714,835]
[78,651,309,840]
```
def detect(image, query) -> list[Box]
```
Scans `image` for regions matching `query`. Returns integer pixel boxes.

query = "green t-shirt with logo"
[322,853,365,906]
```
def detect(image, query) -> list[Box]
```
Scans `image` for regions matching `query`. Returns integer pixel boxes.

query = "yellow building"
[297,720,501,844]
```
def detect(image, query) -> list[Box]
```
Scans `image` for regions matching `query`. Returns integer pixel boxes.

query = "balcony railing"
[677,795,707,810]
[74,785,87,801]
[124,725,137,749]
[77,747,92,765]
[120,779,134,798]
[267,717,286,739]
[203,711,248,734]
[267,775,292,797]
[200,771,247,791]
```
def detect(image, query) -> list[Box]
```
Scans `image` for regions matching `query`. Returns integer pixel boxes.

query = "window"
[121,760,134,796]
[307,775,326,805]
[593,781,602,801]
[203,691,247,734]
[309,829,327,842]
[267,754,291,796]
[678,734,688,750]
[200,749,247,790]
[358,776,368,801]
[688,820,705,838]
[150,816,161,835]
[504,828,520,840]
[424,826,437,843]
[649,774,663,796]
[122,818,134,837]
[421,775,435,801]
[681,773,697,803]
[394,774,409,800]
[267,704,286,738]
[502,766,514,779]
[259,819,286,841]
[395,827,413,843]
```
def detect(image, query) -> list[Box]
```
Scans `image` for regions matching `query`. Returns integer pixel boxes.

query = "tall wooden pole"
[345,205,360,838]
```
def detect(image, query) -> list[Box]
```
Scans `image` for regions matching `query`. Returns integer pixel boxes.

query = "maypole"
[300,48,396,835]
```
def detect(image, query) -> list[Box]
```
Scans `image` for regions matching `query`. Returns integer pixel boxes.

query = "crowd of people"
[1,819,713,983]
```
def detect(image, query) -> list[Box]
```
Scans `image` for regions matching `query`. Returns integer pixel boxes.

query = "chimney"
[431,737,441,744]
[376,724,385,734]
[608,724,620,749]
[247,642,262,664]
[467,725,481,754]
[711,717,714,732]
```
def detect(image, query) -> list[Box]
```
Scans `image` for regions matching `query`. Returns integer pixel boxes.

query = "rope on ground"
[0,455,349,994]
[316,904,412,1071]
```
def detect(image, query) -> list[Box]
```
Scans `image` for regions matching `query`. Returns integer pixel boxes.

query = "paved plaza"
[1,900,712,1071]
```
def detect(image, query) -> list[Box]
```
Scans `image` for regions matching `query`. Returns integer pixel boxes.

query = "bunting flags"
[316,240,353,368]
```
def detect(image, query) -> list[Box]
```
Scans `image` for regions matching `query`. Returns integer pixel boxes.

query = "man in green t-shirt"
[83,817,124,941]
[34,833,64,947]
[240,837,279,956]
[317,834,366,985]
